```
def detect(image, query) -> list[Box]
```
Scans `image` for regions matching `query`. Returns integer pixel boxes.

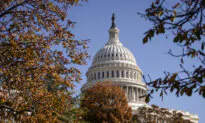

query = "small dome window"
[126,71,129,78]
[102,72,104,78]
[121,71,124,78]
[134,72,136,79]
[98,72,100,79]
[116,71,119,77]
[112,71,114,78]
[107,71,109,78]
[130,72,133,79]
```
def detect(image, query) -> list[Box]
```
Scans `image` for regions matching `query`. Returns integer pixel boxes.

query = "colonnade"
[122,86,146,103]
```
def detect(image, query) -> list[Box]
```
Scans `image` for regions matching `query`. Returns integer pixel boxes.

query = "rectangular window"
[121,71,124,78]
[98,72,100,79]
[112,71,114,78]
[116,71,119,77]
[107,71,109,78]
[102,72,104,78]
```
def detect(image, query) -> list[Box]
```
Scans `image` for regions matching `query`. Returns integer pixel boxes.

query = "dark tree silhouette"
[140,0,205,101]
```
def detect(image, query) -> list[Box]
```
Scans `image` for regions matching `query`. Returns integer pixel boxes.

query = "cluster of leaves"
[139,0,205,101]
[58,95,87,122]
[132,104,192,123]
[80,82,132,123]
[0,0,88,122]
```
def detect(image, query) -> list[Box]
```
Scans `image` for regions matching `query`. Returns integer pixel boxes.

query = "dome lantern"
[106,13,121,46]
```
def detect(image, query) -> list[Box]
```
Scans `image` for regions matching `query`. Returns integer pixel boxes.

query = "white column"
[128,87,131,101]
[131,87,133,102]
[133,87,135,102]
[139,88,141,102]
[136,88,138,102]
[141,89,143,102]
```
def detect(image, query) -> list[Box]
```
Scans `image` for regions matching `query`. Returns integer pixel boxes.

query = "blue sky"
[66,0,204,122]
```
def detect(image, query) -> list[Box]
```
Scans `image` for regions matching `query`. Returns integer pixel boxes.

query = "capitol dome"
[81,14,148,110]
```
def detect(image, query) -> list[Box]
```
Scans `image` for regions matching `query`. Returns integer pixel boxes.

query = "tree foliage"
[58,95,87,122]
[132,104,192,123]
[80,82,132,123]
[0,0,88,122]
[140,0,205,100]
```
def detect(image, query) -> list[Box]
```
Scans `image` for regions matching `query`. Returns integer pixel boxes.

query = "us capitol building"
[81,14,199,123]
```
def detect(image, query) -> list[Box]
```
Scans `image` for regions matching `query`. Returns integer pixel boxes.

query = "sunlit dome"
[92,33,140,71]
[81,14,199,122]
[81,13,147,110]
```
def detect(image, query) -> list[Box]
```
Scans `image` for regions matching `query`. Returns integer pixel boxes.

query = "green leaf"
[158,24,165,33]
[143,36,148,44]
[170,86,175,92]
[158,11,163,16]
[145,95,150,103]
[180,88,185,96]
[185,88,192,96]
[170,17,175,22]
[203,90,205,98]
[174,36,179,42]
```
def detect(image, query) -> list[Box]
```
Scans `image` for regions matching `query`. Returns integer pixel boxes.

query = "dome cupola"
[92,13,139,69]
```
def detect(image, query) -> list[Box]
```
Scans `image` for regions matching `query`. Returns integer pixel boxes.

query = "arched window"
[102,72,104,78]
[98,72,100,79]
[107,71,109,78]
[112,71,114,78]
[121,71,124,78]
[116,71,119,77]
